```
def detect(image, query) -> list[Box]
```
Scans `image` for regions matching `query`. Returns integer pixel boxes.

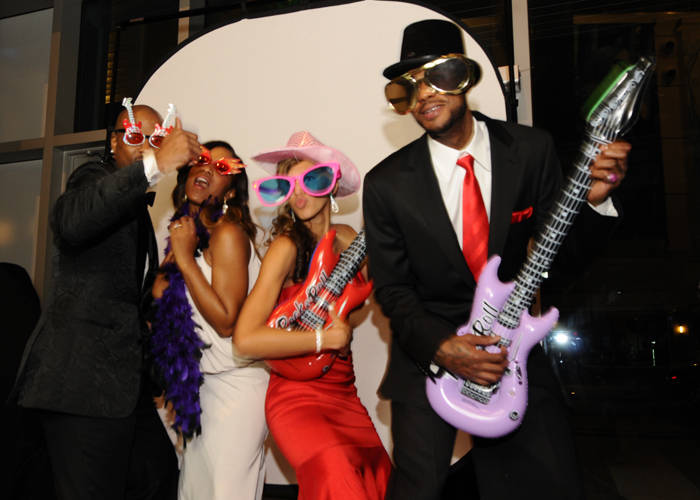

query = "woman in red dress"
[234,131,391,500]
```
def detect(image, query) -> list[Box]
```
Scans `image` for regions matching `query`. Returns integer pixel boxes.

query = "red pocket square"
[511,206,533,224]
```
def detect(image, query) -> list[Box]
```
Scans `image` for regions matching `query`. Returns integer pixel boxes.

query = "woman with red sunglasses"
[149,140,269,500]
[234,131,391,500]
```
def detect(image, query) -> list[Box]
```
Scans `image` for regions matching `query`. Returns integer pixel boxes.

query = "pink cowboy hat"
[251,131,361,197]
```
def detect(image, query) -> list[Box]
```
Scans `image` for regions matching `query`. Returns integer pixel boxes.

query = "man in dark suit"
[14,104,200,500]
[363,20,631,500]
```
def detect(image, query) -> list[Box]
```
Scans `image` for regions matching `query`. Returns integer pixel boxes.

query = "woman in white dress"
[151,140,269,500]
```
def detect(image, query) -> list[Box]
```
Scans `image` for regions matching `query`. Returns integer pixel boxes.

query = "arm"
[546,137,629,285]
[51,162,150,248]
[363,172,507,385]
[169,217,250,337]
[233,236,351,359]
[363,175,452,367]
[53,119,201,249]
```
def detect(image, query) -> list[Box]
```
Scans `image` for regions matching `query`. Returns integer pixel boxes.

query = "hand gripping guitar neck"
[266,229,372,380]
[425,56,656,438]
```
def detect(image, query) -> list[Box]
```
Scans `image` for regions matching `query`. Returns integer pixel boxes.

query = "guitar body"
[266,230,373,380]
[425,256,559,438]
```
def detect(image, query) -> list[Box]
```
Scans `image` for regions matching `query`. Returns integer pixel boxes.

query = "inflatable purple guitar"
[426,56,655,438]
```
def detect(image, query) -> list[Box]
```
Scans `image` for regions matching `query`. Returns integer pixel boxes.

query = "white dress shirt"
[142,148,163,186]
[427,115,617,252]
[427,117,492,250]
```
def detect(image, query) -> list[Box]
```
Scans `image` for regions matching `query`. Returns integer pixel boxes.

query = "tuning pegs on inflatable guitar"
[265,229,372,380]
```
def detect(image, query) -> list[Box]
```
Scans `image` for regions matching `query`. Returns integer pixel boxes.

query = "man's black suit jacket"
[363,112,618,403]
[16,159,157,418]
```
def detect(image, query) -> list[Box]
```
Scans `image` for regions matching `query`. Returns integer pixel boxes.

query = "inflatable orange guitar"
[266,229,372,380]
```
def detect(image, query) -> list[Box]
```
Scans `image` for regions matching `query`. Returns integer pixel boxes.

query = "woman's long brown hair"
[266,157,317,283]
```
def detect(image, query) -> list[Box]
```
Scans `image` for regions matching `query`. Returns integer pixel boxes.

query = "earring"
[182,193,188,202]
[330,194,339,214]
[222,199,229,215]
[290,208,296,222]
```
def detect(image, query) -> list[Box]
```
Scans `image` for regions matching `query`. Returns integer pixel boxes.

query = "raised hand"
[587,140,631,206]
[168,215,198,271]
[435,333,508,386]
[155,117,200,174]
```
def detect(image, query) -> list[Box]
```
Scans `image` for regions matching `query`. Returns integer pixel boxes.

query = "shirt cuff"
[588,196,618,217]
[142,149,163,186]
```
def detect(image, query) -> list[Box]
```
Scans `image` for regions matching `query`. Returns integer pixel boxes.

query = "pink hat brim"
[252,144,361,198]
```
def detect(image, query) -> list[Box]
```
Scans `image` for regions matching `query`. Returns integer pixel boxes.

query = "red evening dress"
[265,282,392,500]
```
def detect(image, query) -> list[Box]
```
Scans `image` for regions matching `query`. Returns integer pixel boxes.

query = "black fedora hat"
[383,19,481,85]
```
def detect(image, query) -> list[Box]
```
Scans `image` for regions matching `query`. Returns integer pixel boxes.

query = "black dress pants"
[387,354,583,500]
[39,387,178,500]
[387,398,457,500]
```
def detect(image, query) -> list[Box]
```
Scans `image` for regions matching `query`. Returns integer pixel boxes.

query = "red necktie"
[457,154,489,280]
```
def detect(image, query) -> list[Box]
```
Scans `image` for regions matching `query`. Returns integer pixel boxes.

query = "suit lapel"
[399,119,527,285]
[143,211,158,292]
[480,115,522,257]
[401,136,473,284]
[136,193,158,293]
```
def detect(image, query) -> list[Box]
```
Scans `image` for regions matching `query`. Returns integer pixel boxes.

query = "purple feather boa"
[150,201,219,438]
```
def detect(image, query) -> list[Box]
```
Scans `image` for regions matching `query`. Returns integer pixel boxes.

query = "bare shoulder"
[209,221,251,257]
[267,234,296,254]
[258,235,297,283]
[255,236,297,290]
[211,220,248,244]
[330,223,359,251]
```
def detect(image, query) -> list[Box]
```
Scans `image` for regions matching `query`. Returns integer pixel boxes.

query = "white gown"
[178,253,269,500]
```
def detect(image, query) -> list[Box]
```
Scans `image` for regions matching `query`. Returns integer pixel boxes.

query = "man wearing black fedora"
[363,19,631,499]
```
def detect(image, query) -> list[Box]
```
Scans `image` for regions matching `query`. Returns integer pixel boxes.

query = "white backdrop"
[138,0,506,484]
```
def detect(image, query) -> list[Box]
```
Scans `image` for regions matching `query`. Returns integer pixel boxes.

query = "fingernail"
[607,173,618,183]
